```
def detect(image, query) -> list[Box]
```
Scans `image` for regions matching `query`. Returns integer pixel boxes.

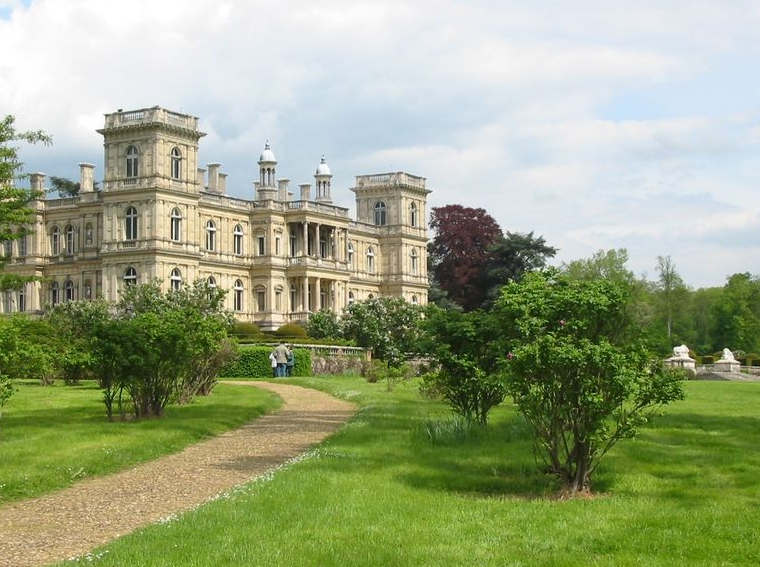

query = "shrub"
[221,346,311,378]
[275,323,308,338]
[231,321,263,338]
[307,309,342,339]
[701,355,714,364]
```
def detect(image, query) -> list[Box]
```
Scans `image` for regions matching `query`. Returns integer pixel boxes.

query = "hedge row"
[220,345,312,378]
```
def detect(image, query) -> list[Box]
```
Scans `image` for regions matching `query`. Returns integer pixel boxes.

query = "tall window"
[170,147,182,180]
[409,202,418,227]
[290,233,297,257]
[170,268,182,291]
[124,267,138,286]
[275,288,282,311]
[233,224,244,255]
[170,208,182,241]
[17,287,26,312]
[3,240,11,258]
[257,236,265,256]
[84,280,92,299]
[256,289,266,312]
[373,201,387,226]
[275,236,281,256]
[205,220,216,251]
[126,145,139,178]
[367,246,375,273]
[51,226,61,255]
[234,279,244,311]
[65,224,75,254]
[319,236,327,258]
[125,206,138,241]
[17,230,26,256]
[347,242,354,266]
[3,291,12,313]
[410,248,419,274]
[64,280,75,302]
[290,284,297,311]
[50,281,60,305]
[348,291,355,305]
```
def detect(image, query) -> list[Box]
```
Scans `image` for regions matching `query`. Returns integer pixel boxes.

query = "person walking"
[274,341,289,377]
[286,345,295,377]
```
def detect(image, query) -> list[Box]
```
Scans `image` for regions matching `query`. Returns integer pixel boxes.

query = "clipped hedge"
[274,323,308,338]
[220,345,311,378]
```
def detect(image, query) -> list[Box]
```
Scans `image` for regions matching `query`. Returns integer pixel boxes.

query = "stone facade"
[1,106,430,330]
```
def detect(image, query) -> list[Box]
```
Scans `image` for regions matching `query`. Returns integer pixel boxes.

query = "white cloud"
[2,0,760,288]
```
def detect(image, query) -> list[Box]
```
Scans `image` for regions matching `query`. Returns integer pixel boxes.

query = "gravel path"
[0,381,356,567]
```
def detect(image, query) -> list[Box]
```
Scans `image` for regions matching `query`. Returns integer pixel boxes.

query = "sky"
[2,0,759,288]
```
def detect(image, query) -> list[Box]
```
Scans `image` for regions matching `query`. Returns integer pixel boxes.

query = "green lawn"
[0,380,281,504]
[40,376,760,567]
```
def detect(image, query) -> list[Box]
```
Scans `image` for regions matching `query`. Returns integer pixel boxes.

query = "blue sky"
[2,0,759,287]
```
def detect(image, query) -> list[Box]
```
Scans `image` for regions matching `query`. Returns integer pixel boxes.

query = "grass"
[3,376,759,566]
[0,379,281,504]
[32,376,758,567]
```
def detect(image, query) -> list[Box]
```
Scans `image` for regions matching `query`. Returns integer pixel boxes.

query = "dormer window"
[126,145,139,178]
[374,201,387,226]
[171,147,182,180]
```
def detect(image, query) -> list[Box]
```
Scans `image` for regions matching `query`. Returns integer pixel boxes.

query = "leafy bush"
[275,323,308,338]
[231,321,263,338]
[221,346,311,378]
[307,309,342,339]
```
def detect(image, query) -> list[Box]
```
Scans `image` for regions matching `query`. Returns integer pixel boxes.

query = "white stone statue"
[672,344,690,359]
[720,348,736,361]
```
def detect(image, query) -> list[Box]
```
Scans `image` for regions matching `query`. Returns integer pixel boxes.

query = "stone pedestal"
[713,359,741,373]
[665,356,696,373]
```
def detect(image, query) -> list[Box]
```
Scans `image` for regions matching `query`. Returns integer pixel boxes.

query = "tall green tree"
[710,273,760,354]
[0,115,51,291]
[654,255,689,344]
[496,270,684,496]
[480,231,556,308]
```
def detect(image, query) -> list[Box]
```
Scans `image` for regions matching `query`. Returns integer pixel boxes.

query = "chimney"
[207,163,221,193]
[218,173,227,194]
[299,183,311,201]
[278,178,290,201]
[197,167,206,189]
[79,163,95,193]
[30,172,46,195]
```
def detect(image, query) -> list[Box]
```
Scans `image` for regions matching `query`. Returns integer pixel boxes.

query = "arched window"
[207,276,217,288]
[205,220,216,251]
[125,206,138,241]
[64,280,75,302]
[373,201,387,226]
[65,224,75,254]
[51,226,61,255]
[170,268,182,291]
[366,246,375,273]
[234,279,244,311]
[368,293,374,300]
[411,295,419,305]
[50,281,60,305]
[84,280,92,299]
[170,208,182,242]
[409,202,418,227]
[124,267,138,286]
[348,291,355,305]
[410,248,419,274]
[126,145,139,178]
[233,224,244,255]
[347,242,355,266]
[17,286,26,312]
[170,147,182,180]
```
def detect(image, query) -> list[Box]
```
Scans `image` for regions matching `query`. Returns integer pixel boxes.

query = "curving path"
[0,381,356,567]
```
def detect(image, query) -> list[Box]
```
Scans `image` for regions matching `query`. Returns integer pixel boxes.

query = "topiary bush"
[274,323,307,339]
[231,321,263,338]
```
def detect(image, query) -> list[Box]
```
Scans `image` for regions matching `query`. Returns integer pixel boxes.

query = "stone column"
[314,277,322,310]
[315,224,321,258]
[302,276,309,312]
[302,221,308,256]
